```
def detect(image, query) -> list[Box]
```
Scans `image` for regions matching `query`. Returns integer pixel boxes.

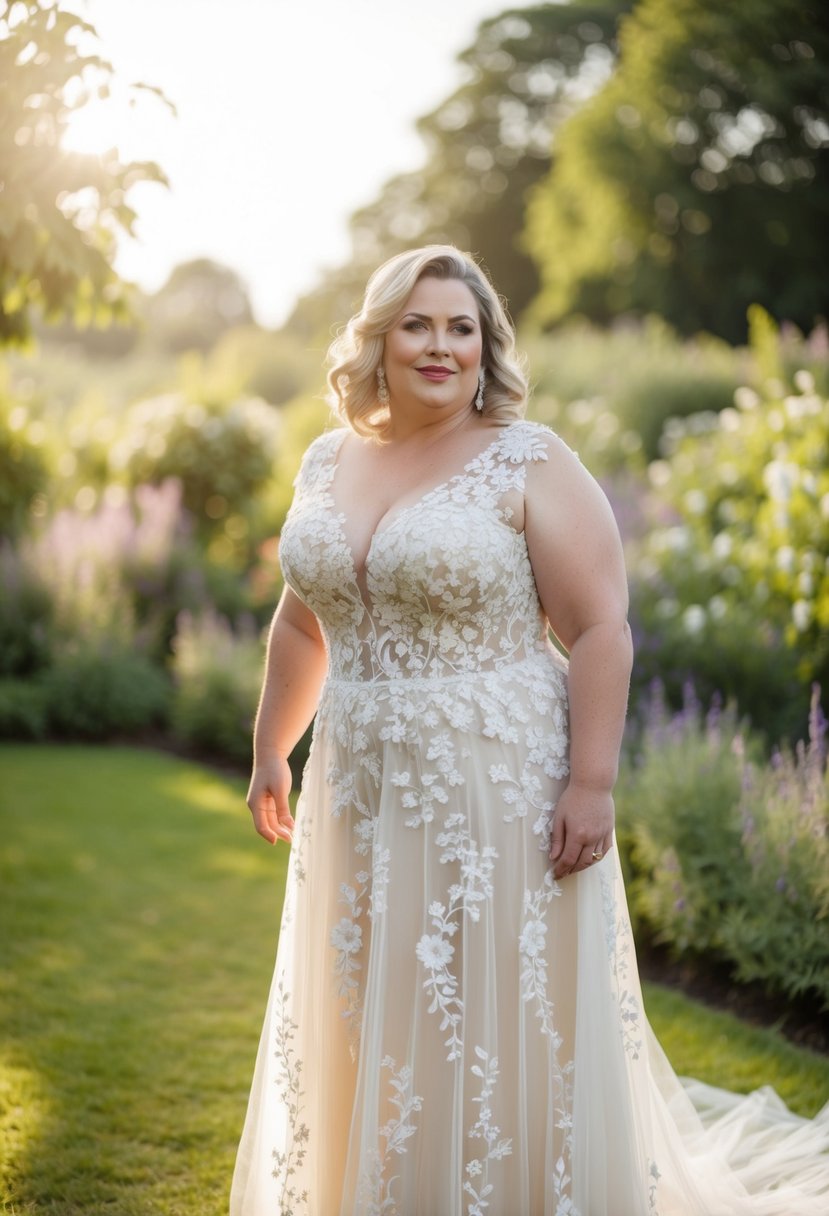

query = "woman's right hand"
[246,755,295,845]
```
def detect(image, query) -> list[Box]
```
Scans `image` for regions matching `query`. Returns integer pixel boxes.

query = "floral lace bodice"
[278,421,557,683]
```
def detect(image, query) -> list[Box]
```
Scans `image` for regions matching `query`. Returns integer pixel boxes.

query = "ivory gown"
[230,420,829,1216]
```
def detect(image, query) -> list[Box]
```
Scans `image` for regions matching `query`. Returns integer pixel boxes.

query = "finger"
[249,792,284,845]
[549,814,565,862]
[253,807,278,845]
[553,841,584,879]
[575,845,597,872]
[273,801,294,843]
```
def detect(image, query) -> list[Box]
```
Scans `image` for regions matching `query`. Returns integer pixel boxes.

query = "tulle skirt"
[230,663,829,1215]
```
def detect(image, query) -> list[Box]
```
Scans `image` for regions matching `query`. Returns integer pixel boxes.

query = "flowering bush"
[524,316,741,470]
[617,683,750,951]
[631,371,829,741]
[616,683,829,1009]
[111,390,282,566]
[18,480,189,654]
[720,687,829,1004]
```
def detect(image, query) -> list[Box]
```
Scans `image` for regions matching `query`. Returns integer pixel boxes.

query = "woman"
[231,247,828,1215]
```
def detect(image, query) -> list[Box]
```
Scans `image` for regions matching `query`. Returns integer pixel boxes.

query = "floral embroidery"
[464,1047,513,1215]
[357,1056,424,1216]
[265,421,601,1210]
[332,879,368,1056]
[271,980,310,1213]
[600,867,644,1061]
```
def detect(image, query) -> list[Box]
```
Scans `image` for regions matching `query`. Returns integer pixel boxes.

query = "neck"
[384,405,478,446]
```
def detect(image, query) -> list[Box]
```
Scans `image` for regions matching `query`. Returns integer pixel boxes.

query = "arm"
[247,584,329,845]
[523,438,633,879]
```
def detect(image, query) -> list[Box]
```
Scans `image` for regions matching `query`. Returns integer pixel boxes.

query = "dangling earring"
[475,368,486,412]
[376,365,390,406]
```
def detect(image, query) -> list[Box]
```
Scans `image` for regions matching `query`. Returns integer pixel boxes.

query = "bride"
[230,245,829,1215]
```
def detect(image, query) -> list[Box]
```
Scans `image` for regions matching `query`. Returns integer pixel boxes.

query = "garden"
[2,0,828,1210]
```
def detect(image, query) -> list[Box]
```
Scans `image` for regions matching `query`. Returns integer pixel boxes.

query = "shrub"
[631,370,829,742]
[43,646,171,739]
[720,686,829,1005]
[20,480,190,655]
[616,683,829,1010]
[524,316,742,467]
[170,611,263,764]
[0,678,49,739]
[617,683,751,951]
[0,376,50,537]
[0,545,52,675]
[111,390,282,562]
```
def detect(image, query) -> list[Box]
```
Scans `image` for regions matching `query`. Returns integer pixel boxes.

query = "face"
[382,276,484,418]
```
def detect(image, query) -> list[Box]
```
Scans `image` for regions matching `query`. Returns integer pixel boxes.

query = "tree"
[287,1,632,340]
[146,258,255,354]
[525,0,829,342]
[0,0,170,347]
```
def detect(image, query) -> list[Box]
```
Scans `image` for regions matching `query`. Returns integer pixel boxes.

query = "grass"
[1,744,827,1215]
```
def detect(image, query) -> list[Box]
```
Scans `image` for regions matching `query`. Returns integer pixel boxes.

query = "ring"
[591,850,603,861]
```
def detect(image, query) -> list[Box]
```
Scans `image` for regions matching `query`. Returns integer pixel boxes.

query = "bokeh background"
[1,1,828,1211]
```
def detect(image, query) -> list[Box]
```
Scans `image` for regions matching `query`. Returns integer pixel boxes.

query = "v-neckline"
[325,424,513,596]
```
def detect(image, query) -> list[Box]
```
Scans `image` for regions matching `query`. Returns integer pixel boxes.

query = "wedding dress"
[230,420,829,1216]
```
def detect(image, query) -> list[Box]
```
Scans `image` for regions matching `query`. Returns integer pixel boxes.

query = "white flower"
[681,604,706,636]
[734,386,759,411]
[519,919,547,959]
[330,918,362,955]
[792,600,812,632]
[466,1159,483,1177]
[416,933,455,970]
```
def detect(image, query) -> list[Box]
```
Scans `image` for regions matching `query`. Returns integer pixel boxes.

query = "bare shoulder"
[519,424,607,512]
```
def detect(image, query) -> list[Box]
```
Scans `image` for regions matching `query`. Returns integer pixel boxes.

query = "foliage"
[617,683,829,1009]
[42,643,170,738]
[17,478,189,653]
[0,367,50,535]
[618,684,749,947]
[525,314,743,467]
[0,676,48,738]
[112,385,283,564]
[631,341,829,740]
[288,2,632,340]
[170,610,263,764]
[207,324,324,407]
[0,0,170,346]
[721,686,829,1002]
[525,0,829,341]
[0,542,51,674]
[145,259,255,354]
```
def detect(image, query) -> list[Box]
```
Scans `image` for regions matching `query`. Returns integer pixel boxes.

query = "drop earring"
[475,368,486,412]
[376,365,390,406]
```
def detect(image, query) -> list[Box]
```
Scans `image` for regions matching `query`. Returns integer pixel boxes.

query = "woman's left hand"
[550,783,615,879]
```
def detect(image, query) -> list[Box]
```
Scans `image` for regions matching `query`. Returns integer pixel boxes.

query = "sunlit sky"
[65,0,514,326]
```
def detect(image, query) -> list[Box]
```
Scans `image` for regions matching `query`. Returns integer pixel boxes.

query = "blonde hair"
[326,245,528,439]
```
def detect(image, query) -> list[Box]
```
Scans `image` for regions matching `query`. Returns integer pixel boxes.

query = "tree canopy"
[287,1,632,339]
[0,0,169,347]
[525,0,829,341]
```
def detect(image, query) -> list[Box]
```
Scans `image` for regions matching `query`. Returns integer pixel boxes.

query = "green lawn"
[1,744,827,1215]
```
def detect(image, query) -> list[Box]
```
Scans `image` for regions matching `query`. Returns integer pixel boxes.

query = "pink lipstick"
[416,366,454,381]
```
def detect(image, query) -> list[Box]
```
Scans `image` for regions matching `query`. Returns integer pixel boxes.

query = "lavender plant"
[616,683,829,1009]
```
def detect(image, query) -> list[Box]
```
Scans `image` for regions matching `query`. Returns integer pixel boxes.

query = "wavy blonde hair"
[326,245,528,439]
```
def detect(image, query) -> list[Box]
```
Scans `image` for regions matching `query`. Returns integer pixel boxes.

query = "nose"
[427,331,450,357]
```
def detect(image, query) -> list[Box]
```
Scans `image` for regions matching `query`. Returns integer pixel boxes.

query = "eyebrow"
[402,311,478,324]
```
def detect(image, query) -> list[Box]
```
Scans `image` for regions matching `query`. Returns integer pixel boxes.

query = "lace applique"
[279,422,559,684]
